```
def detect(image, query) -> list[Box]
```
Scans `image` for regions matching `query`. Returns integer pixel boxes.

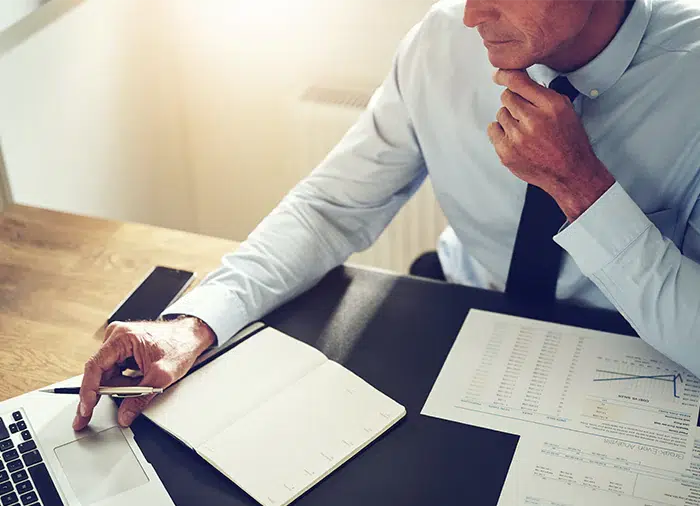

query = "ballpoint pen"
[39,386,164,398]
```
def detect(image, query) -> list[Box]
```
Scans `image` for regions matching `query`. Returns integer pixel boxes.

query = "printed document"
[422,310,700,505]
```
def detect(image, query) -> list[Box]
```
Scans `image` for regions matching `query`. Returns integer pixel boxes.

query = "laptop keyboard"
[0,410,63,506]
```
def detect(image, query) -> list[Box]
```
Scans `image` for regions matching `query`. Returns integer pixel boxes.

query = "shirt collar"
[527,0,652,99]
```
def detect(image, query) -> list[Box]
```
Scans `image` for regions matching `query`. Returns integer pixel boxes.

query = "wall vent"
[300,86,375,110]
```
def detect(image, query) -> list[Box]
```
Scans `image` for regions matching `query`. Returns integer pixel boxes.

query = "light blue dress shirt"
[166,0,700,375]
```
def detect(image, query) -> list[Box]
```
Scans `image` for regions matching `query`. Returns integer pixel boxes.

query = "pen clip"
[110,393,146,399]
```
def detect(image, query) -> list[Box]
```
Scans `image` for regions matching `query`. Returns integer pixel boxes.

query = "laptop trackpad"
[54,426,149,504]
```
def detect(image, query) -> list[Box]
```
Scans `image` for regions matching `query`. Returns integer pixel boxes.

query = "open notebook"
[143,326,406,506]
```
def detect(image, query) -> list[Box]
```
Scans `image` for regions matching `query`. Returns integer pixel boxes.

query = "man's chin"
[486,51,532,70]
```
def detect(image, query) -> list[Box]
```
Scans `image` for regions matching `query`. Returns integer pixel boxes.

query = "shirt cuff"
[160,283,250,347]
[554,182,652,275]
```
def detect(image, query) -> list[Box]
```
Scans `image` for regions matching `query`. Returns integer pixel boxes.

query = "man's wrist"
[190,317,216,351]
[551,159,616,222]
[166,315,217,352]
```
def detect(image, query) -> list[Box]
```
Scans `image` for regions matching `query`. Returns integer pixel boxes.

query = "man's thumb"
[118,393,156,427]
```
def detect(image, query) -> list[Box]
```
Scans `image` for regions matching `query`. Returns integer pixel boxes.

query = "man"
[74,0,700,431]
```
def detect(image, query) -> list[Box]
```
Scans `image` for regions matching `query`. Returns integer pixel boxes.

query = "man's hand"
[488,69,616,221]
[73,317,216,430]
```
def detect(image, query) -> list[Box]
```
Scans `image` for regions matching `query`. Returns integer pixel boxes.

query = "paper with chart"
[422,310,700,505]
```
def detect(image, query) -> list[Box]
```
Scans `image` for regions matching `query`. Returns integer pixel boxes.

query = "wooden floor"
[0,205,239,401]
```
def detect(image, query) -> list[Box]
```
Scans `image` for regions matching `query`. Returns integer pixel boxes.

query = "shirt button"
[590,89,600,98]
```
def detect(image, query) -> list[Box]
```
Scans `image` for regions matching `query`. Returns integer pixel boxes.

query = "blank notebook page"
[199,360,406,506]
[144,328,328,448]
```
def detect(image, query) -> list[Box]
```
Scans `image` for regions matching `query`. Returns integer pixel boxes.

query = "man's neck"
[541,0,634,73]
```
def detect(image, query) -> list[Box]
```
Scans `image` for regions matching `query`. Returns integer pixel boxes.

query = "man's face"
[464,0,595,69]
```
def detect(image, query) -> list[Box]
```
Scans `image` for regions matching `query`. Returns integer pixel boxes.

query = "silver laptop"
[0,381,174,506]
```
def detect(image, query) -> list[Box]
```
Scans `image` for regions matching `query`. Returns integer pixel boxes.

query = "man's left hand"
[488,69,615,221]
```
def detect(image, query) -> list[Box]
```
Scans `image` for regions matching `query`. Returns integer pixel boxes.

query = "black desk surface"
[131,265,637,506]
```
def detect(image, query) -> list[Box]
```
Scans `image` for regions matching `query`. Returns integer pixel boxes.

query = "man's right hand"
[73,316,216,430]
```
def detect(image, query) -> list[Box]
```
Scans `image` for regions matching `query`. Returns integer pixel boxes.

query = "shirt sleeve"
[555,182,700,376]
[161,23,428,346]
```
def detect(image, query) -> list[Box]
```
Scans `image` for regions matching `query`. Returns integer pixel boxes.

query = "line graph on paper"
[595,369,684,398]
[590,355,700,410]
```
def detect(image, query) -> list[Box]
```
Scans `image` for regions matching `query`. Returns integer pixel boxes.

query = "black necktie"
[504,76,580,303]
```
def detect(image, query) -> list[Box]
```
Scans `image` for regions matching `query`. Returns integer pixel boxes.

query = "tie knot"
[548,76,580,103]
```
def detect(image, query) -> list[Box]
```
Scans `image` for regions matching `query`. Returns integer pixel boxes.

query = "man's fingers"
[104,373,141,388]
[73,366,121,430]
[75,335,131,431]
[72,393,100,431]
[493,69,547,107]
[116,366,173,427]
[101,365,122,384]
[487,121,506,145]
[488,121,517,167]
[496,107,519,137]
[501,88,534,121]
[103,321,123,343]
[117,393,157,427]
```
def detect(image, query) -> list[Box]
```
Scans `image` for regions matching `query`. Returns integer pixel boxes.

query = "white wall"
[0,141,11,212]
[0,0,436,251]
[166,0,435,240]
[0,0,194,231]
[0,0,45,33]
